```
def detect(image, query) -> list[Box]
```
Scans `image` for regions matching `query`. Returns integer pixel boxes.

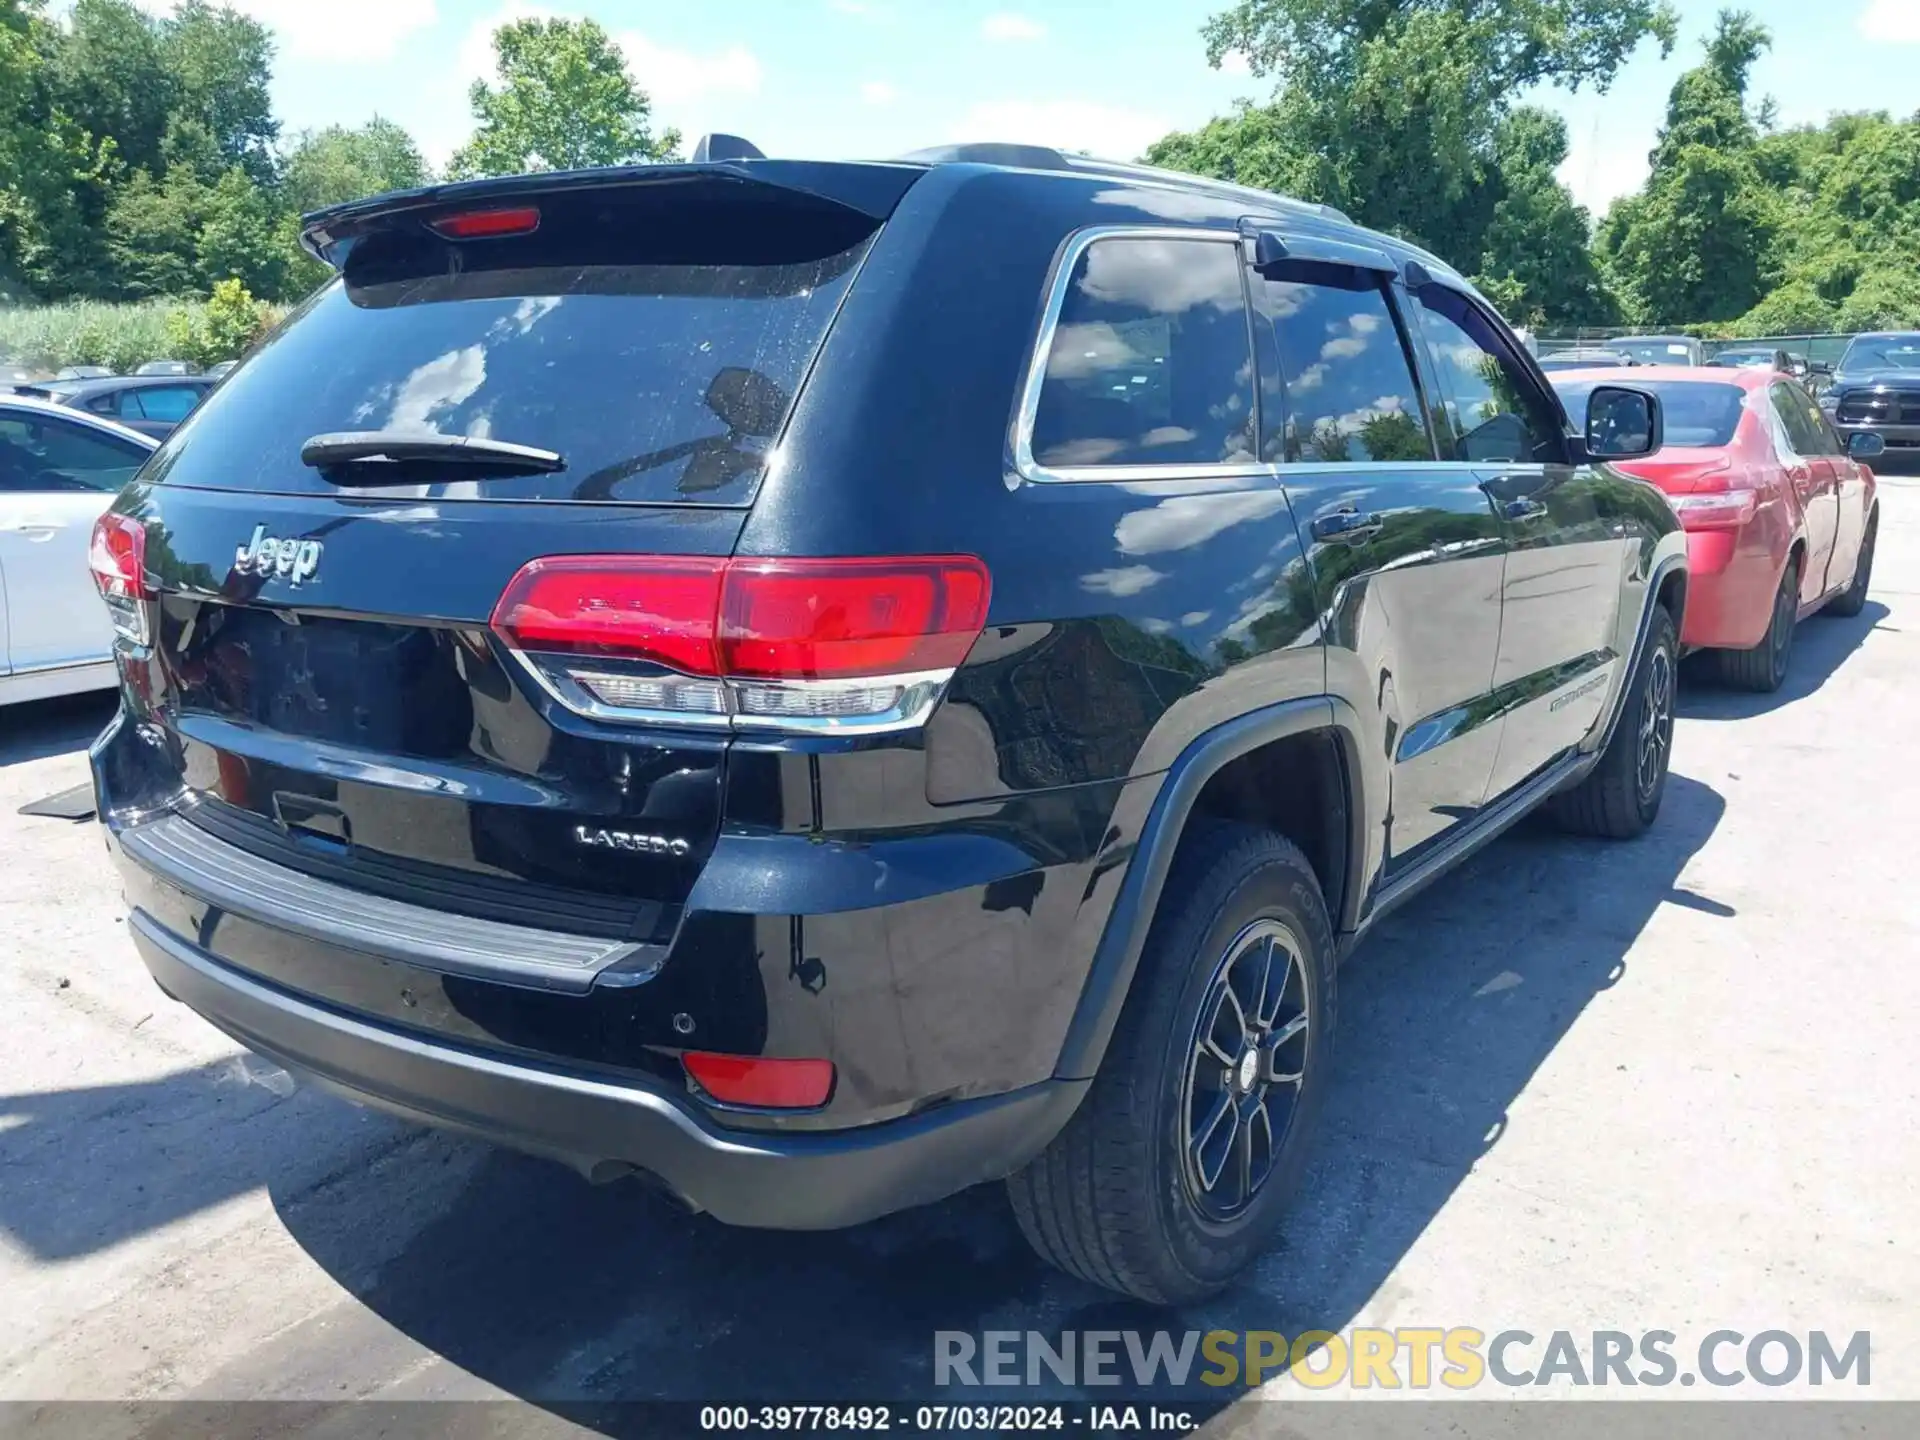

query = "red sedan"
[1552,366,1881,692]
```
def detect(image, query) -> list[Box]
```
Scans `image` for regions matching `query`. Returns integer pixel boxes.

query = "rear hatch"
[115,164,917,946]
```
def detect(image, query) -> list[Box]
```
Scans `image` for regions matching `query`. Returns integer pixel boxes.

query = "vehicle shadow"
[0,690,117,769]
[1679,600,1890,721]
[0,777,1726,1416]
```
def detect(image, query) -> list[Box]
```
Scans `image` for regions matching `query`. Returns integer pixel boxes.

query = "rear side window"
[1252,265,1430,463]
[128,386,203,422]
[145,182,878,504]
[1771,382,1833,456]
[1029,237,1255,469]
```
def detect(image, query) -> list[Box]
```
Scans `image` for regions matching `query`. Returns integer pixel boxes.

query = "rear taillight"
[88,512,151,644]
[1668,489,1760,531]
[682,1052,835,1109]
[491,554,991,734]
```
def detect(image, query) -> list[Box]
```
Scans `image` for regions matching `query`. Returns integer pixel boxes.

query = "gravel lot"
[3,481,1918,1427]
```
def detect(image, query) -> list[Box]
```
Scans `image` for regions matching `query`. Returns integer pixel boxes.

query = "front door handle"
[1311,507,1385,543]
[1503,497,1549,522]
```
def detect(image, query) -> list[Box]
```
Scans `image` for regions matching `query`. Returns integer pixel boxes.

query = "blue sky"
[124,0,1920,217]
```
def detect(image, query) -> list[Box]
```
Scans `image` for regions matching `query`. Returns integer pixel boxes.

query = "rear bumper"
[1678,529,1779,651]
[125,905,1086,1228]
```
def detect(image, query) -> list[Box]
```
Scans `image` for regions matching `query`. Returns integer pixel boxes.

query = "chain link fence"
[1532,330,1860,368]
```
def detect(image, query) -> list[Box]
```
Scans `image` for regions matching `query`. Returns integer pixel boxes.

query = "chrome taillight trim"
[501,642,960,736]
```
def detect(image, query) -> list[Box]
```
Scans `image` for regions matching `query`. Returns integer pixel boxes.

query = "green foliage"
[1154,0,1676,325]
[1,7,666,305]
[283,118,428,217]
[448,17,679,178]
[162,276,271,366]
[1731,281,1836,337]
[0,286,282,373]
[1596,11,1780,324]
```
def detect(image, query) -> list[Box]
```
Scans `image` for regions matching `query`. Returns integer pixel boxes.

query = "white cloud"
[953,100,1170,162]
[1217,49,1252,75]
[1557,122,1655,216]
[132,0,435,61]
[1115,490,1293,557]
[1861,0,1920,42]
[861,81,899,106]
[983,12,1046,42]
[617,32,764,110]
[1080,566,1167,598]
[385,346,486,432]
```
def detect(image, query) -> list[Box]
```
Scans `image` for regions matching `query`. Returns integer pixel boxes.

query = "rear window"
[145,182,877,504]
[1553,378,1746,448]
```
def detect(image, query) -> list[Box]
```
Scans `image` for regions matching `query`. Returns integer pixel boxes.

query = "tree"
[51,0,172,177]
[448,17,679,178]
[1149,0,1675,324]
[283,118,429,217]
[1595,10,1780,325]
[0,0,116,298]
[160,0,278,184]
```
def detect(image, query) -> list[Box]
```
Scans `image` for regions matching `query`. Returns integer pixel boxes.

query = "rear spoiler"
[300,159,928,268]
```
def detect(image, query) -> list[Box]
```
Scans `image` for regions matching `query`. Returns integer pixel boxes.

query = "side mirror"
[1584,385,1663,461]
[1811,361,1835,377]
[1848,431,1886,461]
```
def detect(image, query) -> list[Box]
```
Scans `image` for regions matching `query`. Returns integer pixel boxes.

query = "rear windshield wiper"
[300,431,566,476]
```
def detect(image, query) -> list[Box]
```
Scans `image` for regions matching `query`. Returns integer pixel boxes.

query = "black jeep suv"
[89,142,1685,1303]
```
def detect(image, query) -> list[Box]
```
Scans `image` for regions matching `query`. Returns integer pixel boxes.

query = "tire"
[1823,510,1877,618]
[1548,603,1677,840]
[1715,557,1798,693]
[1007,824,1336,1304]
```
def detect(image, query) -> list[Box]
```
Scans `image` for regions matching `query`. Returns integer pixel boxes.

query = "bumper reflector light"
[682,1052,835,1109]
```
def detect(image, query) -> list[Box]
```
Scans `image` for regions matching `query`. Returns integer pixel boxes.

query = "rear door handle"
[1311,508,1384,543]
[0,518,63,537]
[1503,498,1549,522]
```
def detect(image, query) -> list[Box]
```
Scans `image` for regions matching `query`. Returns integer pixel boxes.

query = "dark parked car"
[1538,347,1637,372]
[54,364,116,380]
[16,373,214,438]
[1819,331,1920,466]
[89,141,1686,1302]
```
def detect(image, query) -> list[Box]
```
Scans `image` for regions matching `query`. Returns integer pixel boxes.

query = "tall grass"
[0,297,286,375]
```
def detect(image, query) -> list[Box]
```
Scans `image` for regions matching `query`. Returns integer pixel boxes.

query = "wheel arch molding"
[1052,695,1370,1082]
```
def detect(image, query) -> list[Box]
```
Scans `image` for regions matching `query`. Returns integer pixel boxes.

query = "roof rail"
[896,142,1074,169]
[894,143,1352,225]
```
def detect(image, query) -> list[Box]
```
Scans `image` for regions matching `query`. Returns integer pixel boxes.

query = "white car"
[0,395,156,706]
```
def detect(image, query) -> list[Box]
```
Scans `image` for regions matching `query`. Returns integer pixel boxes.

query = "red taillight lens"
[490,554,991,732]
[682,1052,835,1109]
[1668,489,1760,531]
[720,557,991,679]
[491,556,725,673]
[428,206,541,240]
[89,511,151,643]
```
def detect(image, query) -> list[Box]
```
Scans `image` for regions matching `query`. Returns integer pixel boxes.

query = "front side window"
[1771,382,1830,457]
[1410,288,1565,465]
[1029,236,1256,469]
[1253,265,1430,463]
[0,413,148,493]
